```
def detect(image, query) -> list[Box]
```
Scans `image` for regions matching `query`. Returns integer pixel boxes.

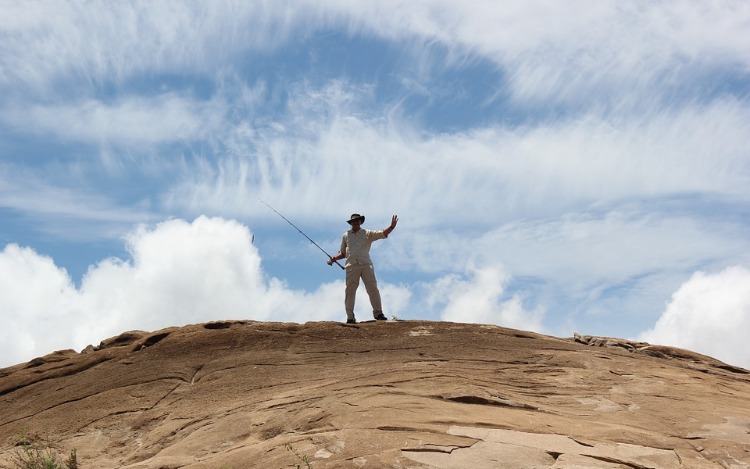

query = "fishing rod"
[258,198,345,270]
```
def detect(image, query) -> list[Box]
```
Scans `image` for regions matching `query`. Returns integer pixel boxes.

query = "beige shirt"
[340,229,387,267]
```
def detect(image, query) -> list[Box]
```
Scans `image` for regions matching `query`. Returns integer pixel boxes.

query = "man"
[327,213,398,324]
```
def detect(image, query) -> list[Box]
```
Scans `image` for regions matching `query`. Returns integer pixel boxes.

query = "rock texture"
[1,320,749,468]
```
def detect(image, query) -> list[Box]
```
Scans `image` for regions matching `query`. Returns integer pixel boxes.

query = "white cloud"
[0,244,80,367]
[163,80,750,228]
[379,204,750,340]
[474,209,748,286]
[0,216,351,368]
[2,94,227,147]
[0,2,313,92]
[639,266,750,369]
[0,164,155,241]
[423,265,545,332]
[0,214,535,369]
[4,2,748,226]
[323,1,750,107]
[5,2,748,110]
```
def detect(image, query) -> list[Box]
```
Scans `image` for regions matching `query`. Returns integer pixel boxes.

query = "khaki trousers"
[345,263,383,320]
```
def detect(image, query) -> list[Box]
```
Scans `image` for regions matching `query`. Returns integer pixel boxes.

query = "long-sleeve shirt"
[340,229,387,267]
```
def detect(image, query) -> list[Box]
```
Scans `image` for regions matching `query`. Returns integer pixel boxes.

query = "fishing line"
[258,198,345,270]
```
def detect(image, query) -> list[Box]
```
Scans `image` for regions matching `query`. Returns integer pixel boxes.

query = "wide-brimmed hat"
[347,213,365,224]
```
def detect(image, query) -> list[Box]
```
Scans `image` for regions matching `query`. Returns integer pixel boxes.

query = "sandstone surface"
[1,320,749,468]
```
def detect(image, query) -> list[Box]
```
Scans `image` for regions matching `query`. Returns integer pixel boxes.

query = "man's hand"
[327,253,341,266]
[384,215,398,236]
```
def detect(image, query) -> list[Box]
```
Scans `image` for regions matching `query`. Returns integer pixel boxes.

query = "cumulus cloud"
[0,216,352,368]
[639,266,750,369]
[0,214,531,369]
[0,244,79,367]
[423,265,545,332]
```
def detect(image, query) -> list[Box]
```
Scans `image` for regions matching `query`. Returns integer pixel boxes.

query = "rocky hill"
[1,320,749,468]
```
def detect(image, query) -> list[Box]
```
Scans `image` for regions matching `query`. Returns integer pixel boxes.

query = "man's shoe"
[346,318,357,324]
[374,314,388,321]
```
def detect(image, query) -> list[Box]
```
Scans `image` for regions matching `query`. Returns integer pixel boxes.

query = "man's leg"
[361,264,384,318]
[344,265,362,321]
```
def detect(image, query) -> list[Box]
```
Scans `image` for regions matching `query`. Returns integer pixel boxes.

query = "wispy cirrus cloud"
[0,1,316,93]
[0,164,156,241]
[5,1,748,106]
[161,81,750,226]
[322,1,750,108]
[1,94,226,146]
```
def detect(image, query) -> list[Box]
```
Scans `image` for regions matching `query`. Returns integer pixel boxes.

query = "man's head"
[347,213,365,227]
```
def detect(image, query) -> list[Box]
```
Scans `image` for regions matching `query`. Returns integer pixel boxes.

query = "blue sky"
[1,1,750,369]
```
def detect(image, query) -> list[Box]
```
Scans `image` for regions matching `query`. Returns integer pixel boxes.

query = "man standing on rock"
[327,213,398,324]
